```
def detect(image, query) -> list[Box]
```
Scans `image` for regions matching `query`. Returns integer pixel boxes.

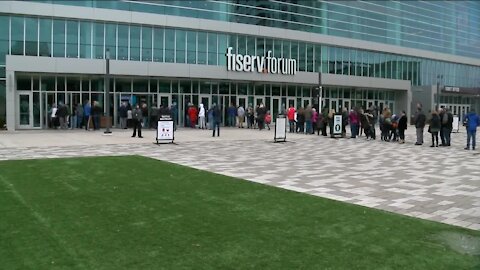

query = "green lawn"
[0,156,479,269]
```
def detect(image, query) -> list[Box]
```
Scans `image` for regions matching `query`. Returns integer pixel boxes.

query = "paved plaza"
[0,127,479,230]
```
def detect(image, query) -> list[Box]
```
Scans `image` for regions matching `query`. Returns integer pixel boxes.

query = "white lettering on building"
[226,47,296,75]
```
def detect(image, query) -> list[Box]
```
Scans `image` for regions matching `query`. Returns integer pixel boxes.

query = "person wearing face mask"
[131,104,143,138]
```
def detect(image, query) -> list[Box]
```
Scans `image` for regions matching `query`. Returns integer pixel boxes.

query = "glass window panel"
[105,23,116,59]
[175,29,186,63]
[0,16,10,64]
[142,26,152,61]
[17,76,31,90]
[217,34,227,66]
[298,43,306,72]
[153,28,163,62]
[159,80,170,93]
[91,78,104,92]
[274,39,281,58]
[66,20,79,58]
[41,76,55,91]
[93,22,104,59]
[257,37,264,57]
[53,19,65,57]
[197,32,207,65]
[130,26,140,61]
[81,78,89,92]
[307,44,314,72]
[11,17,24,55]
[25,17,38,56]
[115,78,131,92]
[247,36,255,55]
[207,32,217,65]
[118,24,128,60]
[133,79,148,92]
[237,35,246,55]
[66,77,81,91]
[187,31,196,64]
[79,21,91,58]
[57,77,65,92]
[164,29,175,63]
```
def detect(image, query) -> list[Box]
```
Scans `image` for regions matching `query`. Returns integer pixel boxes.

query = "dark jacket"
[445,112,453,129]
[119,105,128,118]
[92,105,102,116]
[429,114,441,132]
[133,108,143,121]
[398,115,408,130]
[213,106,221,123]
[415,110,426,128]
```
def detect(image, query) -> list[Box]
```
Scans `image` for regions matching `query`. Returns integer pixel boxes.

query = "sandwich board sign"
[274,116,287,142]
[452,115,459,133]
[333,115,342,135]
[156,116,174,144]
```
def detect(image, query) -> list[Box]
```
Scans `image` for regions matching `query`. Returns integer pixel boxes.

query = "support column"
[6,69,15,131]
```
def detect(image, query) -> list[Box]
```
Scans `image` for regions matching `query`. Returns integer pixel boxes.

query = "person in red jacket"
[187,104,198,128]
[287,104,296,133]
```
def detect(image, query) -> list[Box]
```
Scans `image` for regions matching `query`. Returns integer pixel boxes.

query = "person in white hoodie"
[198,103,206,129]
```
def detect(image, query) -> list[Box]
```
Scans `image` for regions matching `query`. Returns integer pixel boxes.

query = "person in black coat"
[212,104,221,137]
[398,110,408,144]
[414,107,426,145]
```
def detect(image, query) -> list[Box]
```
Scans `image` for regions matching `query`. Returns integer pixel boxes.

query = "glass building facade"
[1,0,479,129]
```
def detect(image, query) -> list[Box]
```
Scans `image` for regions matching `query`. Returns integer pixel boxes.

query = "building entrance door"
[158,94,171,108]
[302,98,311,108]
[17,92,32,129]
[237,95,248,109]
[199,95,211,110]
[272,97,281,122]
[329,99,338,112]
[287,97,296,109]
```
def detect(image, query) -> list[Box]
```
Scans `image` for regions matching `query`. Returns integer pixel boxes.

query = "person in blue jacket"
[83,100,92,131]
[464,109,479,150]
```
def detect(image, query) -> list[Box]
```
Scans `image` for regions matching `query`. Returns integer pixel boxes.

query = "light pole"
[436,74,443,111]
[104,49,112,134]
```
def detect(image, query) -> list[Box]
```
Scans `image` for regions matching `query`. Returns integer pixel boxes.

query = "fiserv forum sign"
[226,47,297,75]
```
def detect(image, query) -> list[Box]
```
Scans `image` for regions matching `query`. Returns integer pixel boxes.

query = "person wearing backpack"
[464,109,479,150]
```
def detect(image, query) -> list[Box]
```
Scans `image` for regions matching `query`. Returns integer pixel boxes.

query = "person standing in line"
[207,106,214,130]
[198,103,206,129]
[398,110,408,144]
[131,104,143,138]
[257,104,267,130]
[76,103,84,129]
[349,108,359,138]
[296,107,305,133]
[443,108,454,146]
[237,105,245,128]
[429,110,441,147]
[227,103,236,127]
[464,109,479,150]
[70,103,77,130]
[212,104,221,137]
[287,105,296,133]
[141,103,148,129]
[414,107,426,145]
[439,107,446,146]
[92,101,102,130]
[56,102,67,129]
[83,100,91,130]
[304,105,313,134]
[265,110,272,130]
[312,108,318,135]
[150,103,159,129]
[119,102,128,129]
